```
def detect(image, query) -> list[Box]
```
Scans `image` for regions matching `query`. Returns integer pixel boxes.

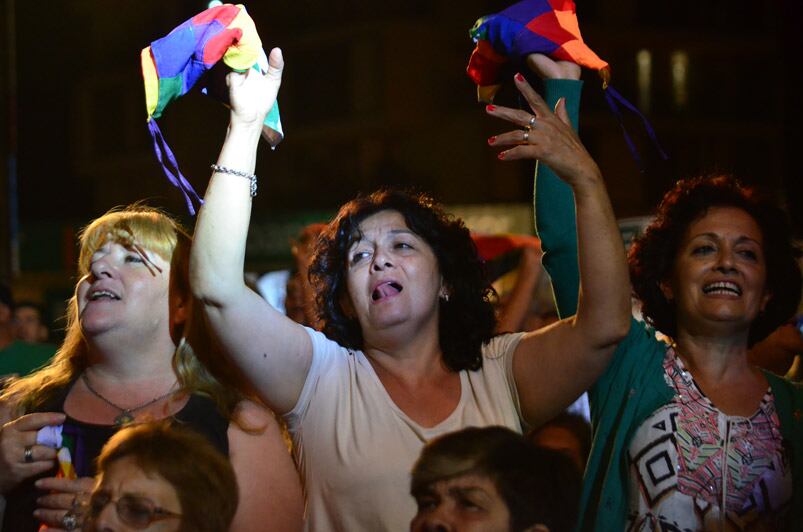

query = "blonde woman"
[0,206,303,531]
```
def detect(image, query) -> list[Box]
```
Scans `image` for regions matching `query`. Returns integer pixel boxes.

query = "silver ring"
[527,115,536,128]
[62,511,80,530]
[523,130,529,142]
[24,445,33,463]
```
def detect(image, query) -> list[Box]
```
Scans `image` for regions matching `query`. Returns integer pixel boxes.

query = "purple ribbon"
[147,120,204,215]
[603,85,669,170]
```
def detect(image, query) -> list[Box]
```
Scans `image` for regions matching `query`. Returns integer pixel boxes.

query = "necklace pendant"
[114,411,135,427]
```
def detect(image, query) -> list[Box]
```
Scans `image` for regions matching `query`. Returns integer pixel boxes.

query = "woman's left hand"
[33,476,95,531]
[487,73,600,188]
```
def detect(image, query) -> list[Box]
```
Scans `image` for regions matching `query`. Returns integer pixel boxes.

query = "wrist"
[227,120,263,140]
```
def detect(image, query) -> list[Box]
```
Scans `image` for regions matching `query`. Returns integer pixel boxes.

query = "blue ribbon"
[147,120,204,215]
[603,85,669,170]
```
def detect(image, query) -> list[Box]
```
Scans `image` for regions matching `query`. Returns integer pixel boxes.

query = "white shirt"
[285,327,525,532]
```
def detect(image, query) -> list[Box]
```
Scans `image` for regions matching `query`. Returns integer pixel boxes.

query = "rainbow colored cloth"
[467,0,608,102]
[467,0,667,168]
[141,3,282,214]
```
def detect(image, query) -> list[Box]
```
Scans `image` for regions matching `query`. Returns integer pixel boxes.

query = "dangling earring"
[440,291,450,303]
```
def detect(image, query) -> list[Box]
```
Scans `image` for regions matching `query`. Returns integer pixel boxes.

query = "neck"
[363,320,446,383]
[673,328,752,382]
[85,335,177,384]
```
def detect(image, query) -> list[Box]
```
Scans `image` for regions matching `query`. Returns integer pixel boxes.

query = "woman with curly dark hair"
[538,150,803,527]
[309,189,496,373]
[190,51,630,530]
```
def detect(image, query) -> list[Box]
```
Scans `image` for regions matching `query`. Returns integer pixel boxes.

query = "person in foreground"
[410,426,580,532]
[83,422,237,532]
[0,206,303,531]
[534,94,803,527]
[190,48,629,530]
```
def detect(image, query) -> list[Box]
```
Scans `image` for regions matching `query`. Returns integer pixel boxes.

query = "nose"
[416,507,453,532]
[371,249,393,272]
[714,247,737,274]
[90,255,115,280]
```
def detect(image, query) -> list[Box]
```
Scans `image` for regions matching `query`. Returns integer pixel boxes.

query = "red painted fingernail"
[486,104,496,112]
[497,152,506,160]
[515,73,525,82]
[487,136,496,145]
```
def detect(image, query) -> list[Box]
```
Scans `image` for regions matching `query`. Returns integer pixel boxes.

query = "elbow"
[189,270,240,310]
[597,315,631,348]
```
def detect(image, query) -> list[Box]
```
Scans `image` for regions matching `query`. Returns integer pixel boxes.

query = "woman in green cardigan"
[522,55,802,531]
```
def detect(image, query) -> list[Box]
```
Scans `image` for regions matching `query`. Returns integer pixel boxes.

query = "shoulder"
[481,332,526,361]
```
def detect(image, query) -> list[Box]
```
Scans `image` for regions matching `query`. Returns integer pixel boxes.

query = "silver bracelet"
[210,164,257,197]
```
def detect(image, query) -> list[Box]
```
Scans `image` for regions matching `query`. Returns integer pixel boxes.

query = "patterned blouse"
[626,347,792,531]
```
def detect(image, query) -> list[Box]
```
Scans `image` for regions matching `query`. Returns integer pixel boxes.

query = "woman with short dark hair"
[84,422,238,532]
[190,50,630,530]
[410,426,581,532]
[538,159,803,527]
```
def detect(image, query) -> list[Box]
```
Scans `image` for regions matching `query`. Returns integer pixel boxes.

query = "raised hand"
[227,47,284,128]
[487,73,600,188]
[0,412,65,494]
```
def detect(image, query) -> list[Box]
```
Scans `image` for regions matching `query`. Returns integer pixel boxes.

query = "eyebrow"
[690,232,761,246]
[350,228,417,247]
[449,486,490,498]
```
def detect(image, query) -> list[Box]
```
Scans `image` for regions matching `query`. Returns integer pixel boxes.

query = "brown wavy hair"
[87,422,237,532]
[628,175,801,345]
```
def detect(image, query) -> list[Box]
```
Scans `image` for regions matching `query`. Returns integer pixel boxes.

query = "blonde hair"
[1,205,244,420]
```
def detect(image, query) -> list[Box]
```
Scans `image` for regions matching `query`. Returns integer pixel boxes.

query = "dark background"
[1,0,801,300]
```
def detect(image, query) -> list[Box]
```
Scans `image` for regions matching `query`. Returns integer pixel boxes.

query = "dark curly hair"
[308,189,497,372]
[629,175,801,345]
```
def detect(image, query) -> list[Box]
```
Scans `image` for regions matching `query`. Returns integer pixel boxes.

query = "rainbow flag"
[141,3,282,214]
[467,0,667,168]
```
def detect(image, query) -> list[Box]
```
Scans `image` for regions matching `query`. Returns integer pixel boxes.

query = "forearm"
[534,79,582,318]
[190,122,262,305]
[572,174,631,346]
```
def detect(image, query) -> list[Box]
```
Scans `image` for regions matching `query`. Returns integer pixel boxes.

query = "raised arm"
[190,49,312,415]
[487,68,630,427]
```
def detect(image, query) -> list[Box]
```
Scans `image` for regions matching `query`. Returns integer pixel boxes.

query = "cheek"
[76,284,89,310]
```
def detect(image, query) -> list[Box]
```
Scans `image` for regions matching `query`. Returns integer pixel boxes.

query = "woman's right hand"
[487,74,600,188]
[227,47,284,130]
[0,412,65,493]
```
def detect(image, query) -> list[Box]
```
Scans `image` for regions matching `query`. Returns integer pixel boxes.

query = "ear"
[339,291,356,319]
[659,279,674,301]
[439,277,451,301]
[169,290,189,329]
[760,290,772,313]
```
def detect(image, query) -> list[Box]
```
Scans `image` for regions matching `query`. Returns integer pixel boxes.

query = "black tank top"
[1,383,229,531]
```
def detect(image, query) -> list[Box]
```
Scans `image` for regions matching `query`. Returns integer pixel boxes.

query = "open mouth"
[372,281,403,301]
[702,281,741,296]
[89,289,121,301]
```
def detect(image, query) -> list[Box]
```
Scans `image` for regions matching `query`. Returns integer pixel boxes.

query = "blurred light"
[671,50,689,110]
[208,1,223,8]
[636,49,652,112]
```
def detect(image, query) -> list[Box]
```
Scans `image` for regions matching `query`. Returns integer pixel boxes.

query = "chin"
[79,316,119,337]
